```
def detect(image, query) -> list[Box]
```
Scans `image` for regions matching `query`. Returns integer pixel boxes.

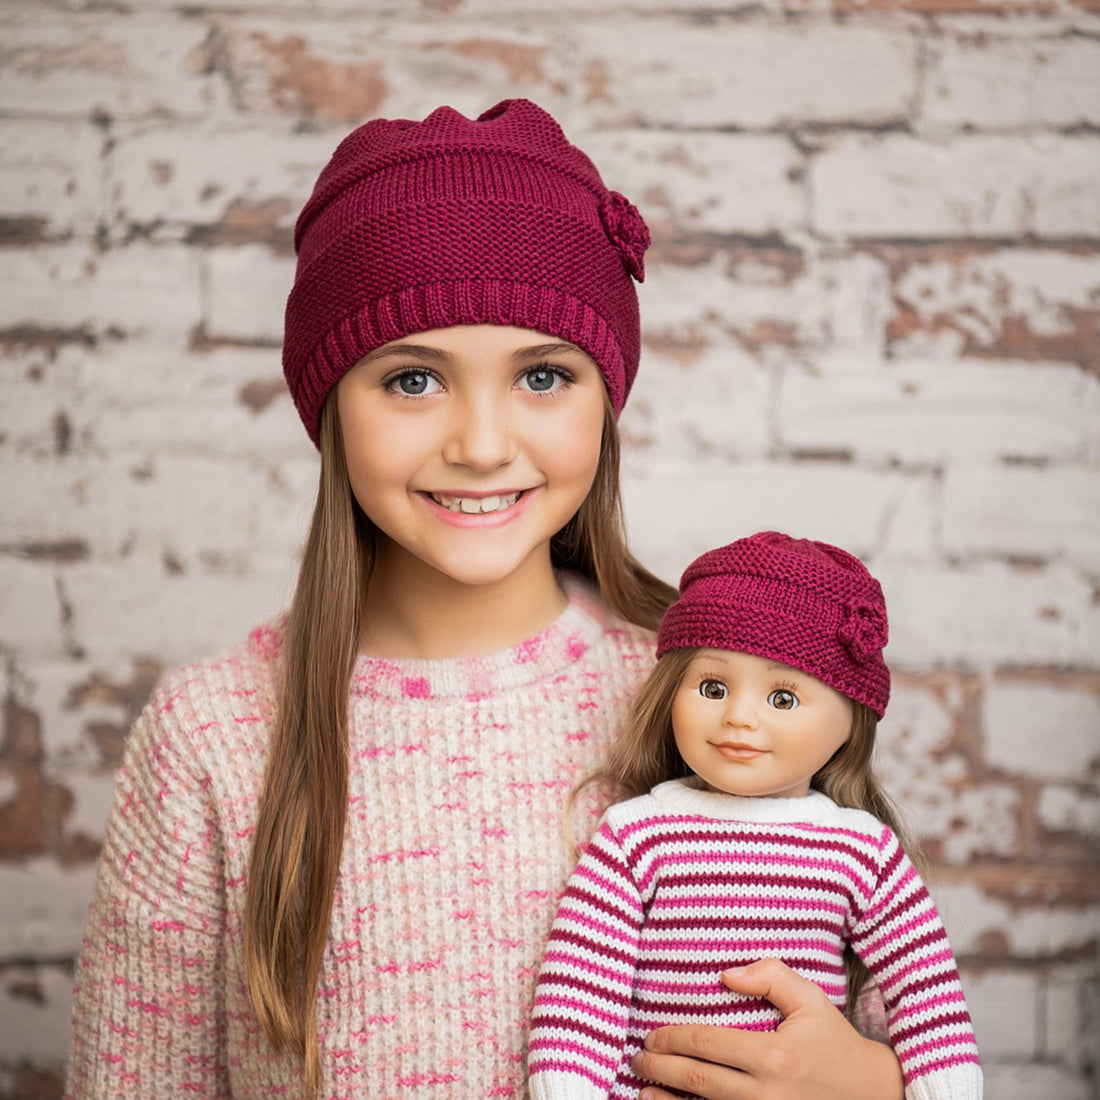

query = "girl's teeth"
[433,493,519,514]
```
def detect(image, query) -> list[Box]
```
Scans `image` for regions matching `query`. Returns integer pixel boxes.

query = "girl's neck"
[358,544,569,659]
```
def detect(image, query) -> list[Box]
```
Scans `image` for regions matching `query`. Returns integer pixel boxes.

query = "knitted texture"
[65,578,656,1099]
[284,98,650,444]
[657,531,891,717]
[528,780,982,1100]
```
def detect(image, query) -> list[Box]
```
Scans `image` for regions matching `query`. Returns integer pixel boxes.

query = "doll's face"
[671,649,853,799]
[336,324,606,592]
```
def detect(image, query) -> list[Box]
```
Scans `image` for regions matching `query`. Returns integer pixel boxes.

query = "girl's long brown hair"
[587,646,921,1021]
[244,394,675,1096]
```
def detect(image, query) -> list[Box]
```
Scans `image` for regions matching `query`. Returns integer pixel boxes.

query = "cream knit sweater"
[66,577,656,1099]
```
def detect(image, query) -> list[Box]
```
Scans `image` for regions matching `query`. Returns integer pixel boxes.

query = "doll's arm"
[527,818,645,1100]
[850,829,982,1100]
[66,682,229,1099]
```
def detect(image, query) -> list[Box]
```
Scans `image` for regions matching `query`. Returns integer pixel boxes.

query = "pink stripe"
[532,991,628,1028]
[558,907,643,948]
[901,1045,981,1084]
[570,862,644,912]
[540,949,634,986]
[862,905,936,958]
[641,934,838,956]
[889,987,969,1026]
[654,892,847,916]
[528,1038,620,1072]
[877,947,956,993]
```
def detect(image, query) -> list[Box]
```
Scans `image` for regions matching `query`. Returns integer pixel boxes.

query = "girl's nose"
[442,393,518,471]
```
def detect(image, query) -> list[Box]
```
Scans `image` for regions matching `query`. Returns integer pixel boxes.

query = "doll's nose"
[722,692,759,730]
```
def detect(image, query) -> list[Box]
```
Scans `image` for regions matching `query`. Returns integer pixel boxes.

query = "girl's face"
[336,324,606,593]
[671,649,853,799]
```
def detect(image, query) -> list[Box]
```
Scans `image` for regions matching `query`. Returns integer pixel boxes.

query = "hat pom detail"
[838,600,889,664]
[599,190,650,282]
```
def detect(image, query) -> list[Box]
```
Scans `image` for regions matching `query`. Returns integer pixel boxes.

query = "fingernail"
[723,966,746,977]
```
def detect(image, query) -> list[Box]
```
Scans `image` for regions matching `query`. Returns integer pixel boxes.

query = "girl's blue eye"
[391,371,439,396]
[768,689,799,711]
[699,680,727,701]
[521,368,562,393]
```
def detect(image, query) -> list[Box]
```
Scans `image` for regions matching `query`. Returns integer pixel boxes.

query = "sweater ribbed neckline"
[348,574,618,701]
[649,778,844,826]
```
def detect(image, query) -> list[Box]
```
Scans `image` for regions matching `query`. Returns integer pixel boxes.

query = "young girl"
[528,531,982,1100]
[66,102,904,1099]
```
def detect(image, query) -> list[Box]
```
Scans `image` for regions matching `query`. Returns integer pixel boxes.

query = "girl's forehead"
[368,324,591,361]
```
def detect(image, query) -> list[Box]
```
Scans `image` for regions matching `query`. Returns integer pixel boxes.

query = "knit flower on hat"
[838,600,888,663]
[599,190,650,281]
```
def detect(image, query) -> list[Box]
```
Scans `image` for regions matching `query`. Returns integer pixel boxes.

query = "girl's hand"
[631,958,904,1100]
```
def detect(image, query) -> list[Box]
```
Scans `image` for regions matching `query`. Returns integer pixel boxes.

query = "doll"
[528,531,982,1100]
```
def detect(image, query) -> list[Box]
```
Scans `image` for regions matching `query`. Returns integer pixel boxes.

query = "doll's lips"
[712,741,768,759]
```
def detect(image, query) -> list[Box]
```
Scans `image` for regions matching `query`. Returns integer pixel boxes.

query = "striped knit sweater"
[65,576,657,1099]
[528,778,981,1100]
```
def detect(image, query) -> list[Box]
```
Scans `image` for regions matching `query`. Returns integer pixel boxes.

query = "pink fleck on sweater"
[66,577,655,1099]
[528,779,981,1100]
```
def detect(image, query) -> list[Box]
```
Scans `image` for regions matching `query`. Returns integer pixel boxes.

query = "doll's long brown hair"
[243,393,675,1096]
[587,646,921,1021]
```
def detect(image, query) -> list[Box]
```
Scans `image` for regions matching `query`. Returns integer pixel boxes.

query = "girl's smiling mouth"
[429,491,524,515]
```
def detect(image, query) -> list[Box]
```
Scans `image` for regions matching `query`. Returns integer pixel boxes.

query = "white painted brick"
[888,247,1100,366]
[966,970,1040,1060]
[583,132,804,237]
[204,244,295,343]
[7,657,124,766]
[934,880,1100,959]
[0,242,202,342]
[877,561,1097,669]
[106,125,336,231]
[942,464,1100,570]
[1046,966,1099,1067]
[812,135,1100,238]
[872,681,1024,862]
[622,459,910,584]
[925,35,1100,130]
[778,357,1100,464]
[624,344,772,462]
[0,119,105,237]
[0,14,220,119]
[0,965,73,1063]
[575,24,916,129]
[52,771,117,842]
[640,251,895,365]
[2,339,316,464]
[0,559,67,660]
[0,861,97,959]
[62,560,292,667]
[981,1061,1092,1100]
[984,682,1100,779]
[1038,786,1100,839]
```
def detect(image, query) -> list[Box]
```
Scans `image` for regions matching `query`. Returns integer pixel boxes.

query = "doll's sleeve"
[849,827,982,1100]
[65,678,229,1099]
[527,816,645,1100]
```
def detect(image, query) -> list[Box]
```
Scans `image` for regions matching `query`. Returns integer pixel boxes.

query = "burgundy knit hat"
[657,532,891,718]
[283,98,651,444]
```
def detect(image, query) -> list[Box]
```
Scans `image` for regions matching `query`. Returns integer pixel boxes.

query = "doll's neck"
[358,546,568,659]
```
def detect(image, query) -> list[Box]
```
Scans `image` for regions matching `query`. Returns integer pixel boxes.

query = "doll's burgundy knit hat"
[657,531,891,718]
[283,98,650,444]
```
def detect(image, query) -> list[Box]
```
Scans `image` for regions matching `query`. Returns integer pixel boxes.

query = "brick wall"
[1,1,1097,1096]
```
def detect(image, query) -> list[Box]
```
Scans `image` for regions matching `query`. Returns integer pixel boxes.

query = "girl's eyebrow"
[512,342,584,361]
[361,342,449,364]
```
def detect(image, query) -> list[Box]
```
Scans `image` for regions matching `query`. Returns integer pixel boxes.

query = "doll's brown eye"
[699,680,727,701]
[767,689,799,711]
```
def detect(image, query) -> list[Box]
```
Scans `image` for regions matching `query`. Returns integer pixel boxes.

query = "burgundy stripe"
[890,1009,975,1047]
[530,1013,625,1051]
[547,927,638,968]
